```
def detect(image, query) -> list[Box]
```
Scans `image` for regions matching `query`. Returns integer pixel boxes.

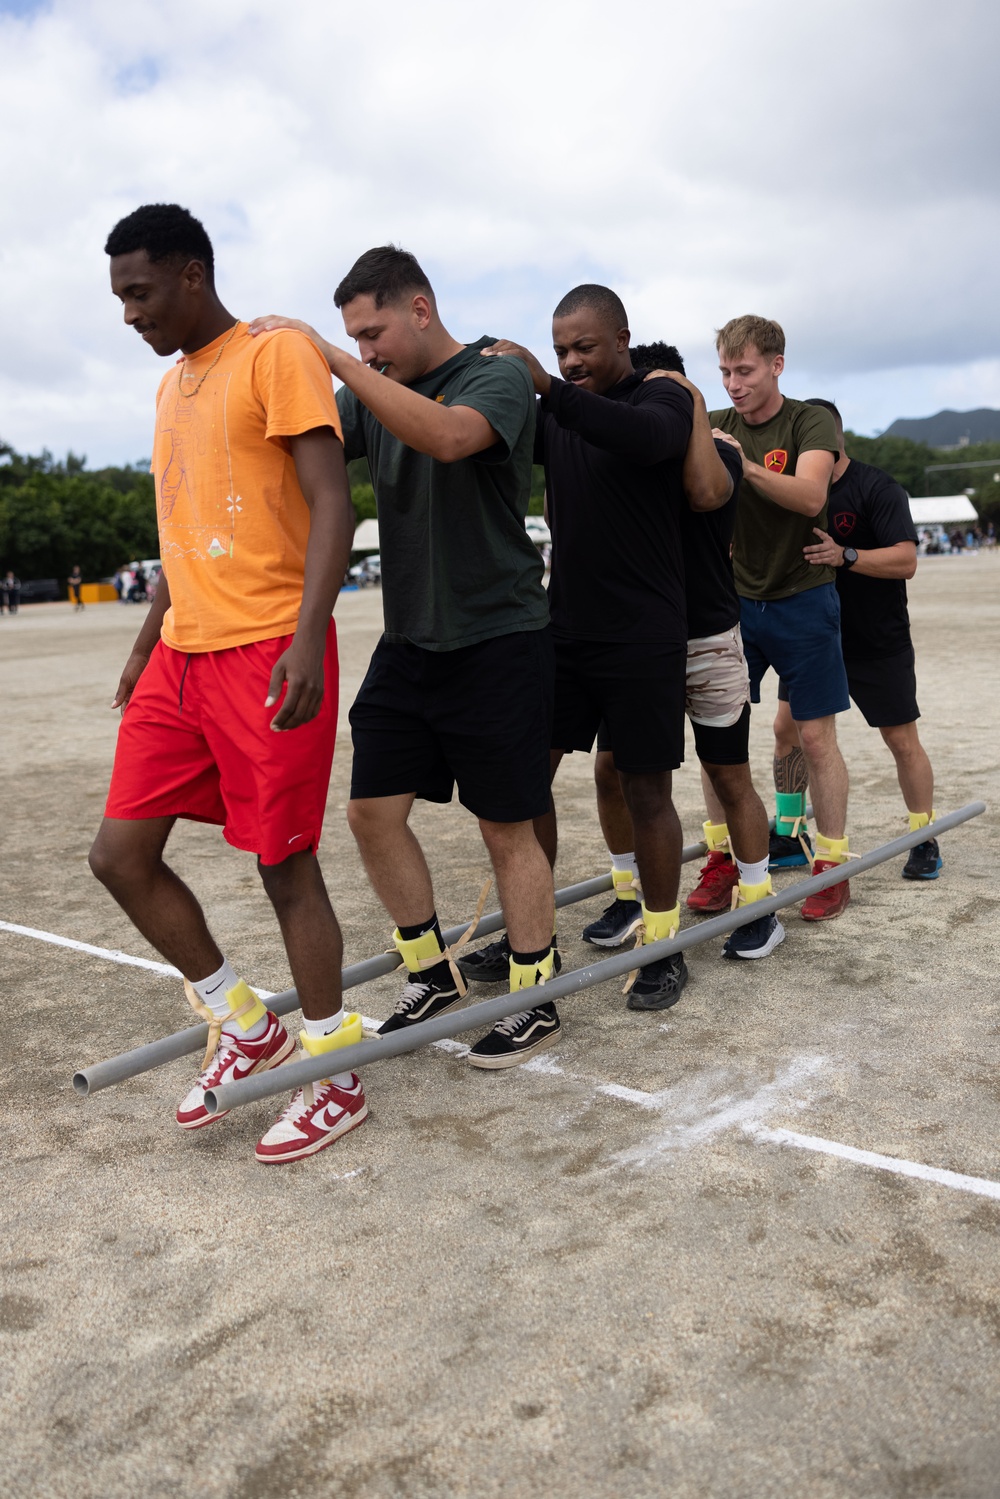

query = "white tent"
[908,496,978,526]
[352,518,380,551]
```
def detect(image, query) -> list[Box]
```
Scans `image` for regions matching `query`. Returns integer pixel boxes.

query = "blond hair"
[716,315,785,360]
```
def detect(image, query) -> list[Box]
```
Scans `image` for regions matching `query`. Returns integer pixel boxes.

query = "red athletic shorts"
[105,623,338,866]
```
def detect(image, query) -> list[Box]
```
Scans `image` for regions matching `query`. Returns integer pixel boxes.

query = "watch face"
[843,547,858,566]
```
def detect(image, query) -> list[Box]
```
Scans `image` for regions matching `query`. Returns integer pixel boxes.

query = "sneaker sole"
[769,855,810,870]
[582,920,643,948]
[466,1026,561,1070]
[377,993,467,1034]
[902,865,942,881]
[255,1102,368,1164]
[177,1032,297,1131]
[722,920,786,960]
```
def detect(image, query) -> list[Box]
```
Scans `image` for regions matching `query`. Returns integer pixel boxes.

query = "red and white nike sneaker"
[801,860,851,922]
[255,1074,367,1164]
[176,1011,295,1130]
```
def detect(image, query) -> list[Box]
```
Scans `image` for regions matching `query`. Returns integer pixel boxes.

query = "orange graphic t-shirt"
[152,323,342,653]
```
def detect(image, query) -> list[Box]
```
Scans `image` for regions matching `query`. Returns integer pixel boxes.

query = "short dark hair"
[630,341,685,375]
[104,203,215,281]
[333,245,434,310]
[552,283,629,333]
[805,397,844,436]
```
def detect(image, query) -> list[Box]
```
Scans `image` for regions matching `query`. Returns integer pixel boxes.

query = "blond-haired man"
[709,316,851,921]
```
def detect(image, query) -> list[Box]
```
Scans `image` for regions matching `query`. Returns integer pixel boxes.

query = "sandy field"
[1,556,998,1499]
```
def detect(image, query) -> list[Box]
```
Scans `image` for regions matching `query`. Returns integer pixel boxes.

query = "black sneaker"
[902,837,942,881]
[378,975,466,1035]
[722,913,785,960]
[458,936,563,984]
[769,829,812,869]
[626,953,689,1011]
[582,898,644,948]
[467,1002,561,1069]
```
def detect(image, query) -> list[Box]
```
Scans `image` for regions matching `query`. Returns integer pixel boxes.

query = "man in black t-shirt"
[581,343,782,962]
[775,399,942,880]
[253,246,560,1068]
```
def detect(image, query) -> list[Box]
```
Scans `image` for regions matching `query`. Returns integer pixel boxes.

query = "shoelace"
[493,1009,535,1036]
[392,980,440,1015]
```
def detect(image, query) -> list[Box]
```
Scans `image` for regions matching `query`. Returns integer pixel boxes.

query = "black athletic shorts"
[777,645,919,729]
[553,635,686,774]
[350,628,554,822]
[597,698,751,766]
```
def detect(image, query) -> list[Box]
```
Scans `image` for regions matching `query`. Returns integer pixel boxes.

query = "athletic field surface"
[2,556,998,1498]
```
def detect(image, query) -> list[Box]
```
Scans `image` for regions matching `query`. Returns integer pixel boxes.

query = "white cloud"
[2,0,999,462]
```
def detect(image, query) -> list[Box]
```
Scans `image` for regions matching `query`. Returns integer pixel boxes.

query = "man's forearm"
[544,379,691,465]
[129,573,171,657]
[684,397,732,512]
[744,463,827,516]
[327,347,474,461]
[851,546,917,580]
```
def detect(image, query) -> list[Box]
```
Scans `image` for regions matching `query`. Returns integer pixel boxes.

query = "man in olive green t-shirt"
[709,315,852,922]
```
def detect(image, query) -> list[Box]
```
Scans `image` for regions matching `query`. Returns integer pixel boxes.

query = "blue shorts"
[739,584,849,722]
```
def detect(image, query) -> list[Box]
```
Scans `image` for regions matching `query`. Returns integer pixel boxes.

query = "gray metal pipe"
[205,801,985,1116]
[75,814,785,1097]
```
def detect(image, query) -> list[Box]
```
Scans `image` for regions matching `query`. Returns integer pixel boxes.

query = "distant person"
[709,316,852,922]
[90,202,359,1165]
[112,567,125,602]
[68,564,84,610]
[2,570,20,614]
[129,563,147,602]
[772,399,943,881]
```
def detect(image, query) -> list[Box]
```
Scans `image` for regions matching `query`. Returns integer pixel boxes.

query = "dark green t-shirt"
[709,397,839,600]
[337,338,548,651]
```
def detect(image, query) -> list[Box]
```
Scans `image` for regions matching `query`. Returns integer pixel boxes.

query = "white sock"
[610,850,640,898]
[302,1010,352,1087]
[191,959,268,1040]
[736,857,769,887]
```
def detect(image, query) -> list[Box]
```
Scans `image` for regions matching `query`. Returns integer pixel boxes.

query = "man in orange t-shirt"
[90,203,362,1165]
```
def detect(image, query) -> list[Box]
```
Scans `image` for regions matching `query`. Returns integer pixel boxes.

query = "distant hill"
[883,408,1000,446]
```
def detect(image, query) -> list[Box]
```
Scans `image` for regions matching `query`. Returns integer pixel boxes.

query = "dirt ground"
[1,557,998,1499]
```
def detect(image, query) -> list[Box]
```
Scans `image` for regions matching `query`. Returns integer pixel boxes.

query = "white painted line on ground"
[750,1125,1000,1201]
[1,919,181,976]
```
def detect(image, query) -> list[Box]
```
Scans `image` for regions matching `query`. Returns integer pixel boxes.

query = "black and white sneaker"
[722,913,785,960]
[467,1003,561,1069]
[626,954,689,1011]
[459,936,562,985]
[582,898,644,948]
[378,975,466,1035]
[902,838,942,881]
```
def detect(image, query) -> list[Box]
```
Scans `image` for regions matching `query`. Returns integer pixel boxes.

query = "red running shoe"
[176,1011,295,1130]
[801,859,851,922]
[686,851,739,913]
[256,1074,367,1164]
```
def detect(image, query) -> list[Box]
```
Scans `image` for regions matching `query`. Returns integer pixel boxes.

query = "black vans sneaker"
[582,898,644,948]
[626,953,689,1011]
[467,1003,561,1069]
[902,837,942,881]
[378,975,466,1035]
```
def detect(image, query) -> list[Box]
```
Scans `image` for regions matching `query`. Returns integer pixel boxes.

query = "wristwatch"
[841,547,858,569]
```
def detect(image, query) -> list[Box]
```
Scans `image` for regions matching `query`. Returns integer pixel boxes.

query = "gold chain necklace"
[177,321,241,398]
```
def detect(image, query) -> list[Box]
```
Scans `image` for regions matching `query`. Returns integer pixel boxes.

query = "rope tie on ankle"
[387,878,494,996]
[183,979,258,1070]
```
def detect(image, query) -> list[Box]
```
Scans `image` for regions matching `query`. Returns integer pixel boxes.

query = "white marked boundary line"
[750,1125,1000,1201]
[9,919,1000,1201]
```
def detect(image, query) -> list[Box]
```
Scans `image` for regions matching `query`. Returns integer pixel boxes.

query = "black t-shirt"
[678,439,744,638]
[337,338,547,651]
[827,458,917,659]
[537,371,693,646]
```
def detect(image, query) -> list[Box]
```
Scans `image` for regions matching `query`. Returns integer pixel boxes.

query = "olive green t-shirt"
[709,397,839,600]
[337,338,548,651]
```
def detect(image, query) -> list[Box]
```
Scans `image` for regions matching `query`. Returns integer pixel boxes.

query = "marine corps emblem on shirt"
[764,449,788,473]
[832,511,856,537]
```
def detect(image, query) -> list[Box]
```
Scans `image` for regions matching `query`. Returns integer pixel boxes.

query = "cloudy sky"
[1,0,998,466]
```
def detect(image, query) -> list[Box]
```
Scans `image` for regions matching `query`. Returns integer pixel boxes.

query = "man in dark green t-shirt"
[252,247,559,1069]
[710,315,852,922]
